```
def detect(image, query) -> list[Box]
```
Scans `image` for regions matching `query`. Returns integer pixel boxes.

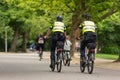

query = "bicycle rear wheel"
[67,52,71,66]
[39,52,43,61]
[63,52,67,66]
[51,60,55,71]
[80,60,86,73]
[87,61,94,74]
[57,53,62,72]
[38,47,43,61]
[87,54,94,74]
[67,59,70,66]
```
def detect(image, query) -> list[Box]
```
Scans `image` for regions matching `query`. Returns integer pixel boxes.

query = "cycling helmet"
[84,14,91,20]
[56,15,63,22]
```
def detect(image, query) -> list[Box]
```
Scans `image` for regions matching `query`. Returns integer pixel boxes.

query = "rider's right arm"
[49,25,53,30]
[45,26,53,38]
[79,23,84,29]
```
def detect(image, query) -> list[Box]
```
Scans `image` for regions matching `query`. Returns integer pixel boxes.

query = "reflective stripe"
[53,30,64,32]
[82,21,95,34]
[52,21,65,32]
[84,21,95,26]
[83,26,95,32]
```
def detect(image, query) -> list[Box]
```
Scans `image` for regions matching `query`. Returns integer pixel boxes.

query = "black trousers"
[50,32,66,60]
[80,31,97,58]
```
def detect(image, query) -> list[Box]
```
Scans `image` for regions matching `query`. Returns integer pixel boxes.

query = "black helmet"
[84,14,91,20]
[56,15,63,22]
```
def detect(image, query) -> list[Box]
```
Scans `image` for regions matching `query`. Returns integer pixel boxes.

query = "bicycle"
[63,50,71,66]
[50,41,64,72]
[80,42,96,74]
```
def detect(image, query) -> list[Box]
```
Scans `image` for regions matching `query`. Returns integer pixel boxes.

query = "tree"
[97,12,120,62]
[3,0,47,52]
[1,0,120,57]
[0,0,13,51]
[44,0,119,56]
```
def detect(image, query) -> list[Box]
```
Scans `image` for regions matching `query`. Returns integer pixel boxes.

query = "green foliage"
[100,46,120,54]
[28,16,51,40]
[0,0,49,51]
[0,0,120,52]
[97,12,120,54]
[87,0,115,21]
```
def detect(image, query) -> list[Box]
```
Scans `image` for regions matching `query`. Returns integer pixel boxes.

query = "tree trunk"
[10,27,19,52]
[118,53,120,61]
[22,32,28,52]
[69,0,85,57]
[115,53,120,62]
[70,14,81,57]
[70,27,77,57]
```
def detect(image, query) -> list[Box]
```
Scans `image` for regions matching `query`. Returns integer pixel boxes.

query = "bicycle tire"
[57,60,62,72]
[67,59,70,66]
[80,60,86,73]
[38,47,43,61]
[87,53,94,74]
[57,53,62,72]
[87,61,94,74]
[63,57,66,66]
[67,52,71,66]
[63,52,67,66]
[51,60,55,71]
[39,52,42,61]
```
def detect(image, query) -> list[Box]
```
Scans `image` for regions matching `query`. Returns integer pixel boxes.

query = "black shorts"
[84,31,96,43]
[36,43,44,50]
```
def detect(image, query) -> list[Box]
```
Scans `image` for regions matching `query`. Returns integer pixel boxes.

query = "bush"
[100,46,120,55]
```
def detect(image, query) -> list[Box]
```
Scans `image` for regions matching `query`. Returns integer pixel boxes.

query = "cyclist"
[64,35,72,52]
[36,32,45,60]
[45,15,66,68]
[63,35,72,60]
[79,14,97,62]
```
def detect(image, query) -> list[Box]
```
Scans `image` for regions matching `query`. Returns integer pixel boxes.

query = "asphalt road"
[0,52,120,80]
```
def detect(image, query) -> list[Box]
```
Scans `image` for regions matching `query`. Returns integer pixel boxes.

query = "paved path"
[73,52,120,70]
[0,52,120,80]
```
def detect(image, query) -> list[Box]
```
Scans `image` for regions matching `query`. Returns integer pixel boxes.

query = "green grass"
[96,53,118,60]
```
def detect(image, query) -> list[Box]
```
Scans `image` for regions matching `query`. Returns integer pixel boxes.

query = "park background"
[0,0,120,62]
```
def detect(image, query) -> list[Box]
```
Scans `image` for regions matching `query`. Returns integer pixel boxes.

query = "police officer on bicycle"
[79,14,97,62]
[45,15,66,68]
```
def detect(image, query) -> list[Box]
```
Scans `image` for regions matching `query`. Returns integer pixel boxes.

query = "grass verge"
[96,53,118,60]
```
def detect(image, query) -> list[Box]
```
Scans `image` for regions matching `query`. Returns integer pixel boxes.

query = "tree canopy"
[0,0,120,61]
